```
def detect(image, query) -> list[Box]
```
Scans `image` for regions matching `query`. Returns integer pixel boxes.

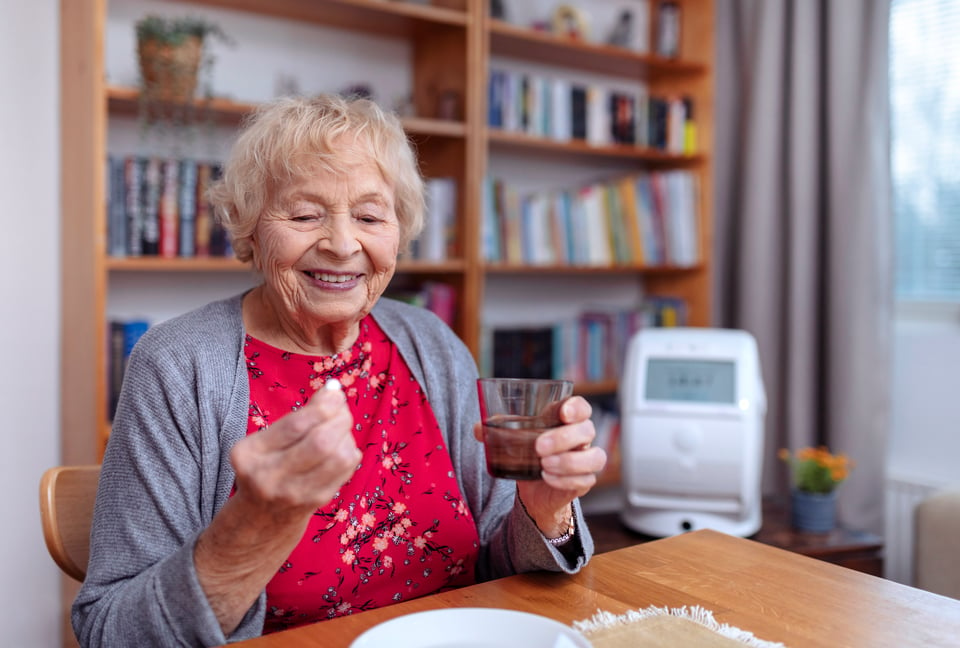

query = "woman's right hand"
[229,383,361,523]
[194,384,360,636]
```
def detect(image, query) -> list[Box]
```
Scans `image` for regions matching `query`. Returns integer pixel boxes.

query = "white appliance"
[619,327,766,537]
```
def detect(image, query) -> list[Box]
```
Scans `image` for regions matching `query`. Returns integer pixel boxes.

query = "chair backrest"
[39,465,101,582]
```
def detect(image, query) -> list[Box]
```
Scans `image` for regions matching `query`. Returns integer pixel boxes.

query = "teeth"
[311,272,354,283]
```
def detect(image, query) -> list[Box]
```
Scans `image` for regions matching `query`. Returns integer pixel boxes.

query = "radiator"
[884,474,945,585]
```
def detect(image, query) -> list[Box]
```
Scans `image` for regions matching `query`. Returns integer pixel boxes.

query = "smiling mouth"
[306,271,359,283]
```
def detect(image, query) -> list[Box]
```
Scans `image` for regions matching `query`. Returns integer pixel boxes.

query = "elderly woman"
[73,94,606,646]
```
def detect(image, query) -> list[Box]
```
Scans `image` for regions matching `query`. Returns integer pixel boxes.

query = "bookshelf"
[60,0,714,467]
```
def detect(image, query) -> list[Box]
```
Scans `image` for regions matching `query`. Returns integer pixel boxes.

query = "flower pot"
[791,489,837,533]
[137,35,202,103]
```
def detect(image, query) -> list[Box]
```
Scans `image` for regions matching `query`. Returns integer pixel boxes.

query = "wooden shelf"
[487,128,706,163]
[170,0,469,35]
[105,256,249,272]
[482,263,706,275]
[107,85,468,137]
[488,19,707,79]
[105,256,468,276]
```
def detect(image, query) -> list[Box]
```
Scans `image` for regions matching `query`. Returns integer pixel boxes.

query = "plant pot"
[137,35,202,103]
[791,489,837,533]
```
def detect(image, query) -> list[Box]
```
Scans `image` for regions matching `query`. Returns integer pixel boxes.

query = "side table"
[753,496,884,576]
[584,496,884,576]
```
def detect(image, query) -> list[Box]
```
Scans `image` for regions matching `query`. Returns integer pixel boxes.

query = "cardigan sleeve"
[72,298,264,647]
[371,299,595,582]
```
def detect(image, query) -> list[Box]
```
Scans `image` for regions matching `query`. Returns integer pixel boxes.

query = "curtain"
[713,0,893,533]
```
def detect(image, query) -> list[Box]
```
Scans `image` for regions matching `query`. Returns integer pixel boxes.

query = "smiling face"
[249,150,400,352]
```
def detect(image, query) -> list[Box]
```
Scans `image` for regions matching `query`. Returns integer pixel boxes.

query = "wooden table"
[234,529,960,647]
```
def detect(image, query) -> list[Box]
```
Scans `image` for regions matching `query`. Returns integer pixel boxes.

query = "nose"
[320,214,362,257]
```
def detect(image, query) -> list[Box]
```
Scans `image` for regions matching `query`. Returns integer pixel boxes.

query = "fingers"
[231,383,360,511]
[559,395,592,425]
[541,445,607,478]
[540,467,599,492]
[535,417,596,457]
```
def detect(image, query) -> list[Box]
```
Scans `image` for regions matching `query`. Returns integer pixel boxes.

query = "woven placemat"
[573,606,788,648]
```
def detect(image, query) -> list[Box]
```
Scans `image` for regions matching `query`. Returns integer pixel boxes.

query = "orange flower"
[779,445,854,494]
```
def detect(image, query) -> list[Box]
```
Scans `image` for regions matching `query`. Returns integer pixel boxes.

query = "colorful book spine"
[140,157,162,256]
[158,158,180,258]
[178,158,198,258]
[124,156,144,257]
[107,156,127,258]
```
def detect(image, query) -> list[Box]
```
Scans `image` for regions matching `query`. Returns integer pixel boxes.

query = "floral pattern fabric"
[244,316,480,634]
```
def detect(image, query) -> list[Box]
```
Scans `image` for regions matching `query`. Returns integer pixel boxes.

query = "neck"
[242,287,360,356]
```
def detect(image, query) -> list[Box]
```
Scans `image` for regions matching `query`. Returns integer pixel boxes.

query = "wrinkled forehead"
[271,132,392,201]
[289,131,379,176]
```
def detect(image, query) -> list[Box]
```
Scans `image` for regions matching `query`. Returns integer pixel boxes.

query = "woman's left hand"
[478,396,607,537]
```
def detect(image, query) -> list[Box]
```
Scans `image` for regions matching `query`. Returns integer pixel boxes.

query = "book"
[492,327,554,379]
[206,164,231,257]
[424,281,456,328]
[480,176,501,262]
[664,171,699,266]
[106,156,127,258]
[570,84,588,140]
[580,184,612,266]
[488,69,505,129]
[682,96,697,153]
[108,319,150,419]
[501,183,523,264]
[603,183,632,264]
[418,177,456,261]
[550,77,572,141]
[634,175,660,263]
[194,162,213,257]
[610,90,636,145]
[644,295,688,327]
[158,158,180,258]
[178,158,198,258]
[618,175,645,264]
[107,321,125,419]
[140,157,162,256]
[648,96,669,150]
[648,173,669,264]
[586,85,609,146]
[124,156,144,257]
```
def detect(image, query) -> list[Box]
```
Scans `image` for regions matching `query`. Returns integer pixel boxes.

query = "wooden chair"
[39,465,101,582]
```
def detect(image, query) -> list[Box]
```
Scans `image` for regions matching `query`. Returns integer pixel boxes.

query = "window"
[890,0,960,302]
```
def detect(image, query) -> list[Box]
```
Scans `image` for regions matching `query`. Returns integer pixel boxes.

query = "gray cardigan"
[73,294,593,647]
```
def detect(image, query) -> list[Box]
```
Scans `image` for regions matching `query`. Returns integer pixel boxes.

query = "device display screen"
[645,358,736,403]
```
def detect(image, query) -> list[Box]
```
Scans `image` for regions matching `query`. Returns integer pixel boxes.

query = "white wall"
[0,1,62,646]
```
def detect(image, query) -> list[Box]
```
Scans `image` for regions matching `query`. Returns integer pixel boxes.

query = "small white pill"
[324,378,342,392]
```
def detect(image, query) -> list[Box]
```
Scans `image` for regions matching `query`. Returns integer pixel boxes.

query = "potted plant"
[779,446,854,532]
[135,15,230,105]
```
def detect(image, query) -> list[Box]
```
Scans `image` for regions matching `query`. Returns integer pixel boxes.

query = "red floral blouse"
[244,316,480,634]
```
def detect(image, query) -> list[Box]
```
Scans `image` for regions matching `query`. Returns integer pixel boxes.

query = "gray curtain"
[713,0,893,533]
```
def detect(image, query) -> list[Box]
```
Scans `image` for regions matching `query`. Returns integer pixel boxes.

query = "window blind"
[891,0,960,301]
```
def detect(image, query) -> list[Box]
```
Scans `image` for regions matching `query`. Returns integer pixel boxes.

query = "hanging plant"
[134,15,232,137]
